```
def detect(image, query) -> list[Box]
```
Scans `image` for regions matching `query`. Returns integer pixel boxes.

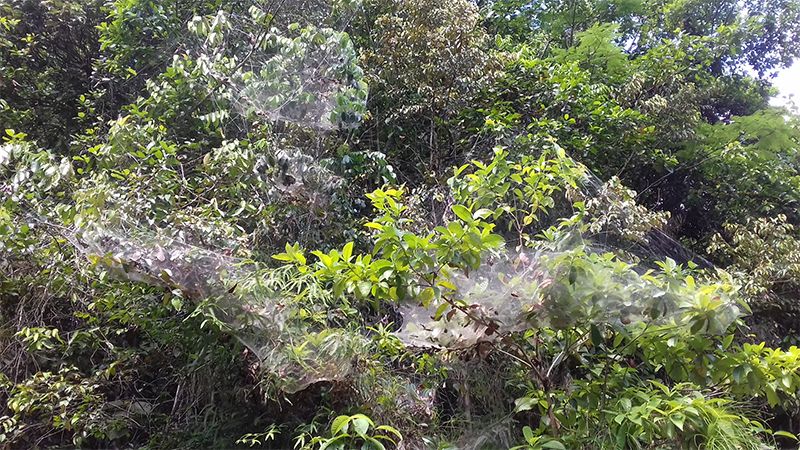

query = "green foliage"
[552,24,629,84]
[510,427,566,450]
[353,0,499,176]
[708,215,800,345]
[1,367,131,446]
[516,381,776,449]
[358,0,495,119]
[236,424,281,447]
[481,55,656,181]
[0,0,104,151]
[3,0,800,448]
[685,111,800,226]
[585,176,671,243]
[709,215,800,297]
[448,145,584,243]
[304,414,401,450]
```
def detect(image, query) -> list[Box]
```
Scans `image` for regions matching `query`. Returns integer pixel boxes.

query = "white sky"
[770,61,800,112]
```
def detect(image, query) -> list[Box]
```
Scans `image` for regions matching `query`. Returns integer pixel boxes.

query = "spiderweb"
[71,191,741,395]
[185,4,368,132]
[74,226,364,393]
[395,243,740,350]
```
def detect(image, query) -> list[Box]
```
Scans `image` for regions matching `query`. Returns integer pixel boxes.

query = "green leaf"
[447,221,464,236]
[342,242,354,261]
[669,413,685,431]
[541,441,566,450]
[361,437,386,450]
[357,281,372,298]
[615,425,627,449]
[419,287,435,307]
[649,380,670,395]
[374,425,402,439]
[437,279,458,291]
[721,334,734,349]
[452,205,473,223]
[522,426,534,442]
[773,430,798,441]
[689,318,705,334]
[765,384,780,407]
[170,296,183,312]
[590,324,603,346]
[514,397,537,412]
[732,365,747,384]
[272,253,293,262]
[482,233,505,248]
[352,416,370,436]
[433,302,449,320]
[331,415,350,435]
[474,208,493,219]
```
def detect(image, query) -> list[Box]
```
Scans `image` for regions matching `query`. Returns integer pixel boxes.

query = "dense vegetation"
[2,0,800,448]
